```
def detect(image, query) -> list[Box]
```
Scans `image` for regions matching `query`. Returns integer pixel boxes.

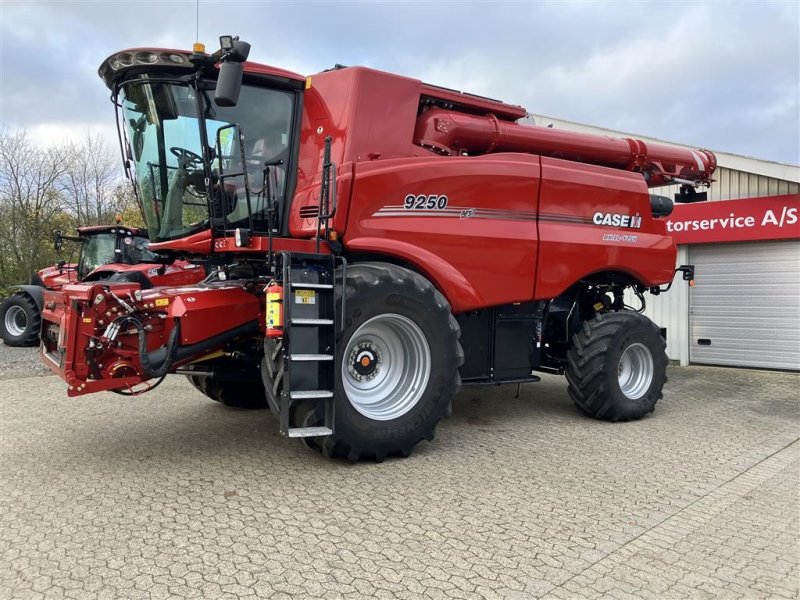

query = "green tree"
[60,133,122,225]
[0,131,73,288]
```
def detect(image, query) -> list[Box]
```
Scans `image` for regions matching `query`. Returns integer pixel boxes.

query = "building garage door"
[689,240,800,370]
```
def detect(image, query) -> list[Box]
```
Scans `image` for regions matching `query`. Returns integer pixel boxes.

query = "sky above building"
[1,0,798,165]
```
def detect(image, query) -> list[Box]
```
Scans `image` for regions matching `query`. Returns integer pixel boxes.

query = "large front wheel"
[296,263,463,461]
[0,293,40,347]
[566,311,667,421]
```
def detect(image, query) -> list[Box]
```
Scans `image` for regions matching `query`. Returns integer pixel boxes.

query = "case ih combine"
[41,37,714,460]
[1,225,203,346]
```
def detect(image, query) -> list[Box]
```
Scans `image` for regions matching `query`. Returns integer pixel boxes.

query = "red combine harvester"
[1,225,203,346]
[41,36,715,460]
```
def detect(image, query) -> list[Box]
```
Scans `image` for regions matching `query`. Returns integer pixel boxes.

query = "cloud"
[1,0,798,164]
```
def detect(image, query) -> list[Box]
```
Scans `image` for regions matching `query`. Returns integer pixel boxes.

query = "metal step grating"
[287,426,333,438]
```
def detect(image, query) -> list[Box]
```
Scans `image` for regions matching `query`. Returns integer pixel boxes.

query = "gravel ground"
[0,343,51,380]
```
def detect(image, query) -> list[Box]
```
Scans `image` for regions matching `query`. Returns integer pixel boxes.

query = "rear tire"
[0,293,41,347]
[566,311,667,421]
[271,263,463,461]
[185,357,269,409]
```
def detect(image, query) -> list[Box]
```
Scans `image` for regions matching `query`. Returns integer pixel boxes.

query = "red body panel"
[290,67,427,239]
[341,154,675,312]
[149,230,331,256]
[535,157,676,298]
[36,264,77,289]
[343,154,541,312]
[149,285,262,346]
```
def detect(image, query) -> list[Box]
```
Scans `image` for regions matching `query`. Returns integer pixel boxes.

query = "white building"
[531,114,800,371]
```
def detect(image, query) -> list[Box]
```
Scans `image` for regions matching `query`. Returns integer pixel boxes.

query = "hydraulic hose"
[139,318,181,379]
[103,316,261,386]
[140,319,261,378]
[107,316,181,397]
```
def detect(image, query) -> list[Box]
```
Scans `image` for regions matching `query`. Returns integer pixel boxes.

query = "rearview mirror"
[215,39,251,107]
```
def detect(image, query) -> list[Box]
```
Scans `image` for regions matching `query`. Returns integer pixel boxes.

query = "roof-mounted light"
[219,35,234,51]
[98,49,198,87]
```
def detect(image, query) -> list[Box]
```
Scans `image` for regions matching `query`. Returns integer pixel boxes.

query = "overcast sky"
[1,0,798,165]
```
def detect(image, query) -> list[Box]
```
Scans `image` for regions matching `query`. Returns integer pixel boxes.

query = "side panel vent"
[299,205,320,219]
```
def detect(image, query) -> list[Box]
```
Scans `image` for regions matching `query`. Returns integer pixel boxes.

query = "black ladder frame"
[277,251,344,437]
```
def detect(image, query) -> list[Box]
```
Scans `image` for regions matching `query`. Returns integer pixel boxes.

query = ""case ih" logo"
[593,212,642,229]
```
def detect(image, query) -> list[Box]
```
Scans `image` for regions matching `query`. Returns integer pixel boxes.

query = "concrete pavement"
[0,360,797,599]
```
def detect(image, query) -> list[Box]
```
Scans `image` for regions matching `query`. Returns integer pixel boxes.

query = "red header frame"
[665,194,799,245]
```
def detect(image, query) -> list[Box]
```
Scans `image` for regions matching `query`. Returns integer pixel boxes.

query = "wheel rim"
[617,342,654,399]
[4,305,27,337]
[342,313,431,421]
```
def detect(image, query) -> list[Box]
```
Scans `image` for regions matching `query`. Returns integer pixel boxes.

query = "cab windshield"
[119,78,293,242]
[77,233,157,279]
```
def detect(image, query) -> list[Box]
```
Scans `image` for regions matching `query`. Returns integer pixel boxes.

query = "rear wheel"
[185,357,269,409]
[566,311,667,421]
[273,263,463,461]
[0,293,41,347]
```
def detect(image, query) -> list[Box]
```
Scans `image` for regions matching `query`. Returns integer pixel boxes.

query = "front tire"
[290,263,463,461]
[566,311,667,421]
[185,357,269,409]
[0,293,41,347]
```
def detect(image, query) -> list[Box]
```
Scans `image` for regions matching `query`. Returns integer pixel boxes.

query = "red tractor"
[41,37,714,460]
[1,225,204,346]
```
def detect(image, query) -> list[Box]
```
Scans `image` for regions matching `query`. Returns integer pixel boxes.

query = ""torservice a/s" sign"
[665,194,799,245]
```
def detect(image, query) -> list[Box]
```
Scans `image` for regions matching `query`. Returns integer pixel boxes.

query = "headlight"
[135,52,159,64]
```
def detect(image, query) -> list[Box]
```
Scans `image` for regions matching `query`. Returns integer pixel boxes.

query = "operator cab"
[102,37,302,249]
[55,227,155,280]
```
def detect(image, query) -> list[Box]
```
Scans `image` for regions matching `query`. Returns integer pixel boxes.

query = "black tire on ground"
[0,293,41,347]
[269,262,463,461]
[566,311,667,422]
[260,338,284,415]
[186,358,269,409]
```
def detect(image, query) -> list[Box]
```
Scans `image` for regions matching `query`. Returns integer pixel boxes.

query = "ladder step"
[290,354,334,361]
[290,390,334,399]
[287,426,333,438]
[290,318,334,326]
[291,282,333,290]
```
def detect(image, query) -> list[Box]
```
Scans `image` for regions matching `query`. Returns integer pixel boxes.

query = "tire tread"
[566,311,667,422]
[0,293,41,347]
